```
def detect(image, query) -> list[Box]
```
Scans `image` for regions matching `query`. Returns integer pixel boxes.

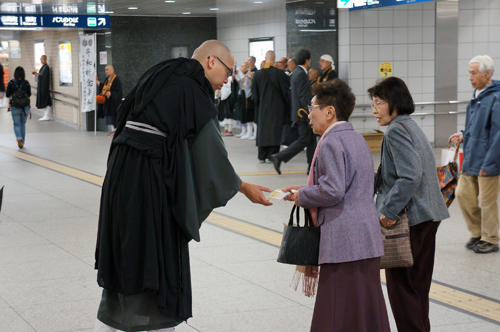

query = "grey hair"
[469,55,495,77]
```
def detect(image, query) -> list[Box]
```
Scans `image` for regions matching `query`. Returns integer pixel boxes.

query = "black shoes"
[473,241,499,254]
[465,237,481,250]
[269,154,281,175]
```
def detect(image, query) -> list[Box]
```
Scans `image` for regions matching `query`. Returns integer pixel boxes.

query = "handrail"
[52,97,78,108]
[354,100,469,109]
[350,110,467,119]
[31,86,79,100]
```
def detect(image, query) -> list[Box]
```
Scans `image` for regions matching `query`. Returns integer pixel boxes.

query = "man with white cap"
[317,54,338,84]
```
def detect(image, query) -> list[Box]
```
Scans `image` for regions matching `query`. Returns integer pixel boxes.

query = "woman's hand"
[380,214,396,228]
[282,185,301,205]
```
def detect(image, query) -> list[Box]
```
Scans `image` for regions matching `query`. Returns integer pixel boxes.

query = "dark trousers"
[258,146,280,161]
[385,220,441,332]
[275,121,317,166]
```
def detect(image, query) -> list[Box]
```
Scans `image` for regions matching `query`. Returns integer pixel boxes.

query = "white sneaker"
[39,116,50,121]
[248,133,257,140]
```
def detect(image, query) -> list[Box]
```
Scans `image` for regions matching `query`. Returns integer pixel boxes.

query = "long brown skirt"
[310,257,390,332]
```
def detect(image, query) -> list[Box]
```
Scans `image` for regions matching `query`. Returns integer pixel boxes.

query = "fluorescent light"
[165,0,175,2]
[128,7,138,10]
[182,11,191,14]
[105,11,114,14]
[254,1,263,3]
[210,7,219,10]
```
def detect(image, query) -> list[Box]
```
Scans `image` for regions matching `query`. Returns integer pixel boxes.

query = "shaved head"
[265,50,276,63]
[192,40,234,91]
[105,65,114,76]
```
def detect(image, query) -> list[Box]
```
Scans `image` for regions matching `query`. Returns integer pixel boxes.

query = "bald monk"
[94,40,272,332]
[97,65,123,136]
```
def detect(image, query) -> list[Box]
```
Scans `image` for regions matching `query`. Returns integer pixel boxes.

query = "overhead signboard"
[0,14,110,28]
[339,0,435,11]
[0,2,107,15]
[291,5,336,32]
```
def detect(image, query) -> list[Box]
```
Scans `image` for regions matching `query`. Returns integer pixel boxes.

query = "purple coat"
[298,122,384,264]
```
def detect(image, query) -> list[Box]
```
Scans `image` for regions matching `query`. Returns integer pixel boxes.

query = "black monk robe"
[95,58,241,331]
[36,64,52,108]
[97,76,123,126]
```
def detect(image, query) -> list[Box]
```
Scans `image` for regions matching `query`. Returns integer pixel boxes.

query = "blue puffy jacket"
[462,80,500,177]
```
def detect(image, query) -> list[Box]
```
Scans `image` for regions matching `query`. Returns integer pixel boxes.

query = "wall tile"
[379,44,394,62]
[459,0,474,10]
[339,62,349,80]
[473,42,489,55]
[394,44,408,61]
[378,10,394,28]
[458,42,474,60]
[489,0,500,9]
[409,60,423,77]
[351,45,364,62]
[339,45,350,62]
[473,0,490,9]
[364,61,380,79]
[423,10,435,27]
[363,10,379,28]
[457,75,472,93]
[408,44,423,60]
[458,26,473,43]
[408,10,423,27]
[489,42,500,57]
[378,28,394,44]
[350,28,364,45]
[350,11,364,28]
[349,78,364,97]
[364,28,379,45]
[488,25,500,43]
[422,43,435,60]
[423,2,435,10]
[393,61,408,77]
[350,62,364,79]
[407,3,423,10]
[422,60,435,77]
[338,10,350,29]
[422,76,435,93]
[422,126,435,144]
[339,28,349,46]
[422,26,435,43]
[458,9,474,27]
[394,27,409,44]
[473,10,489,26]
[487,9,500,25]
[364,45,379,62]
[408,27,423,43]
[393,10,408,27]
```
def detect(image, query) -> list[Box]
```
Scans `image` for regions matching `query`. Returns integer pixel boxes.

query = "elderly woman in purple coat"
[283,79,390,332]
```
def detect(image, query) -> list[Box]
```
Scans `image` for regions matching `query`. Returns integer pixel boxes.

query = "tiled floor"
[0,109,499,332]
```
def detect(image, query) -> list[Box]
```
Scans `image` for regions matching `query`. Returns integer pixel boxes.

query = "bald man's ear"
[206,55,217,70]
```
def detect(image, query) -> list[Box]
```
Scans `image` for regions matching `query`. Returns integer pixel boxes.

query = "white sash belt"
[125,121,167,137]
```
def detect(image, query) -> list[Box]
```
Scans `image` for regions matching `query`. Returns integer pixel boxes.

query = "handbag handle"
[447,139,461,163]
[288,205,314,227]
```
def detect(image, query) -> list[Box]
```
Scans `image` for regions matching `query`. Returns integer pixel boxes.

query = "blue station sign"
[348,0,435,11]
[0,14,110,28]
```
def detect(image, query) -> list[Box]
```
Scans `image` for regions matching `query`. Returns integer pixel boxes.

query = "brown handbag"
[380,211,414,269]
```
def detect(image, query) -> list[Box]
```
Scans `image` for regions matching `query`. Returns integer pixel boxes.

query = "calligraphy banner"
[79,34,96,113]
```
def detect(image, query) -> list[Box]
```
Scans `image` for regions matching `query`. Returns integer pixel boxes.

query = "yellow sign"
[379,62,393,77]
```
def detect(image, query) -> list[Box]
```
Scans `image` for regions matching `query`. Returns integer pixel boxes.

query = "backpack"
[11,80,30,108]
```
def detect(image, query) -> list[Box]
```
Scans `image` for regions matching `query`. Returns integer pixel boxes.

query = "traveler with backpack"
[6,66,31,149]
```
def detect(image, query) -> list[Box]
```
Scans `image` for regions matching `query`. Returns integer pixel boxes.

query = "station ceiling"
[0,0,290,17]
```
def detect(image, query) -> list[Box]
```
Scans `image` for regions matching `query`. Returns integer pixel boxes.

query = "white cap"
[320,54,334,64]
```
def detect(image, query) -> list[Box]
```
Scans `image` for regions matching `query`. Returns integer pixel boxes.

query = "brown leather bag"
[380,212,413,269]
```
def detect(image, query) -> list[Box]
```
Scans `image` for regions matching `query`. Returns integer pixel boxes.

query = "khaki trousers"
[456,173,500,244]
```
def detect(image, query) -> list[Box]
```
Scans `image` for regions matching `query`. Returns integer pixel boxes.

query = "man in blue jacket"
[450,55,500,254]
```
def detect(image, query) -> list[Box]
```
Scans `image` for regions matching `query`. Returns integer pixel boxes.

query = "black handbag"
[281,122,299,146]
[277,205,320,266]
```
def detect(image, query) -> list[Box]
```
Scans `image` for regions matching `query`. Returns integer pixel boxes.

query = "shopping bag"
[441,145,463,172]
[437,141,460,208]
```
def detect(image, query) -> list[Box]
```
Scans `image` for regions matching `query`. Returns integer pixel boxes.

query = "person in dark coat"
[33,55,52,121]
[97,65,123,136]
[269,49,316,174]
[251,50,291,162]
[94,40,272,332]
[0,63,5,99]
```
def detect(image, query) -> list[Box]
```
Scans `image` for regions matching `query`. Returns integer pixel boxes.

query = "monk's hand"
[106,91,111,98]
[239,181,273,206]
[380,214,396,228]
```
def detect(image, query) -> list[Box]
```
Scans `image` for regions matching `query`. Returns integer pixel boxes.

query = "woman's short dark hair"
[14,66,25,81]
[313,79,356,121]
[367,77,415,116]
[295,49,311,66]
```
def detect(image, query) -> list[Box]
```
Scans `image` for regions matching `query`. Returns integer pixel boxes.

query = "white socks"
[241,122,253,139]
[39,106,51,121]
[249,123,257,140]
[236,124,247,138]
